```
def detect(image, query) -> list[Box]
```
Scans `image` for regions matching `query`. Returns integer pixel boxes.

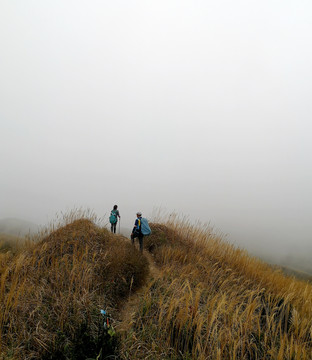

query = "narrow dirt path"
[115,249,160,335]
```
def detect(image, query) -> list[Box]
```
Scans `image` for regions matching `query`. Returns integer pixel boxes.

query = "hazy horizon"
[1,1,311,269]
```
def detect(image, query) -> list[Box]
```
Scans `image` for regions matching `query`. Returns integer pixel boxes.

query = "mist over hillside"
[230,232,312,276]
[1,1,312,295]
[0,218,39,237]
[2,214,310,278]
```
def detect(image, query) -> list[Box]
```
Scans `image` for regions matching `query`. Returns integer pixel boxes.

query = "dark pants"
[111,222,117,233]
[131,232,144,252]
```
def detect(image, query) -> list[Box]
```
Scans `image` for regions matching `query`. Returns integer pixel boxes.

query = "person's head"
[136,211,142,217]
[113,205,118,210]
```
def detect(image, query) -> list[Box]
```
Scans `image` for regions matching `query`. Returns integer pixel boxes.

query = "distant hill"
[0,218,39,237]
[279,265,312,283]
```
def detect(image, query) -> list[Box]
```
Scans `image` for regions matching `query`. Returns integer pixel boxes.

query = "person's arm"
[131,219,138,234]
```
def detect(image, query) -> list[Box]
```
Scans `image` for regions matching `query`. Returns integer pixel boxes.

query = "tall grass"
[120,219,312,359]
[0,233,24,254]
[0,212,149,360]
[1,211,312,359]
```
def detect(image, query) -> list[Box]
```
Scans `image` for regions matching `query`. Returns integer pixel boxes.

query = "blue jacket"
[132,217,142,234]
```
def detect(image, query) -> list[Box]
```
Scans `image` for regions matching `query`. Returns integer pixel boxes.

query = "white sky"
[1,1,311,263]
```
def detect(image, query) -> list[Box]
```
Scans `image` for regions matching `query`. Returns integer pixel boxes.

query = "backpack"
[140,218,151,236]
[109,211,117,224]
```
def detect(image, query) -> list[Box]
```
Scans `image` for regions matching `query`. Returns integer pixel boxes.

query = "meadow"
[0,212,311,359]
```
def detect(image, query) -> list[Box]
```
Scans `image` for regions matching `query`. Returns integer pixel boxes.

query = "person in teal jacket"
[109,205,120,233]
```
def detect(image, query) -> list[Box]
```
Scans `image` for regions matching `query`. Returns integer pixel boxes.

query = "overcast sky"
[1,1,311,264]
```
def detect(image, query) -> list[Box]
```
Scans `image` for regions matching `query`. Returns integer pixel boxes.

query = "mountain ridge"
[0,215,311,359]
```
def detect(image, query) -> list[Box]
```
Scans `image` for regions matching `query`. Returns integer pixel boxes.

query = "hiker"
[109,205,120,233]
[131,211,144,252]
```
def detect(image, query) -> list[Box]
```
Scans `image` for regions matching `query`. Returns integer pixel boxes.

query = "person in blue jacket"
[131,211,143,252]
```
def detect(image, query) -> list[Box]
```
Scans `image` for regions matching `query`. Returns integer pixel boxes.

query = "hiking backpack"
[140,218,151,236]
[109,211,117,224]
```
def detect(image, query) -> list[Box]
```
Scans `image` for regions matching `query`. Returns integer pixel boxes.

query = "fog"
[1,1,311,270]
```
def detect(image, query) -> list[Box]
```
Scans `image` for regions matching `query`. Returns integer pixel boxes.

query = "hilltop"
[0,215,312,359]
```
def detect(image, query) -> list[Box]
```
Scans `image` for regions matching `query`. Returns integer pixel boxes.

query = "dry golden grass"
[0,233,25,254]
[120,218,312,359]
[1,211,312,359]
[0,212,149,360]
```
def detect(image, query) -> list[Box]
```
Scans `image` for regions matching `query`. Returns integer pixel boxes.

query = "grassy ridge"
[1,215,312,359]
[120,221,312,359]
[0,218,149,360]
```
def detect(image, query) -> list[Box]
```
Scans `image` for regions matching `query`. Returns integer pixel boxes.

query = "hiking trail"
[115,245,160,335]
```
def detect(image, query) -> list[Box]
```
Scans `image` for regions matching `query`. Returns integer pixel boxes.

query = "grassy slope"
[120,221,312,359]
[1,217,312,359]
[0,219,149,360]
